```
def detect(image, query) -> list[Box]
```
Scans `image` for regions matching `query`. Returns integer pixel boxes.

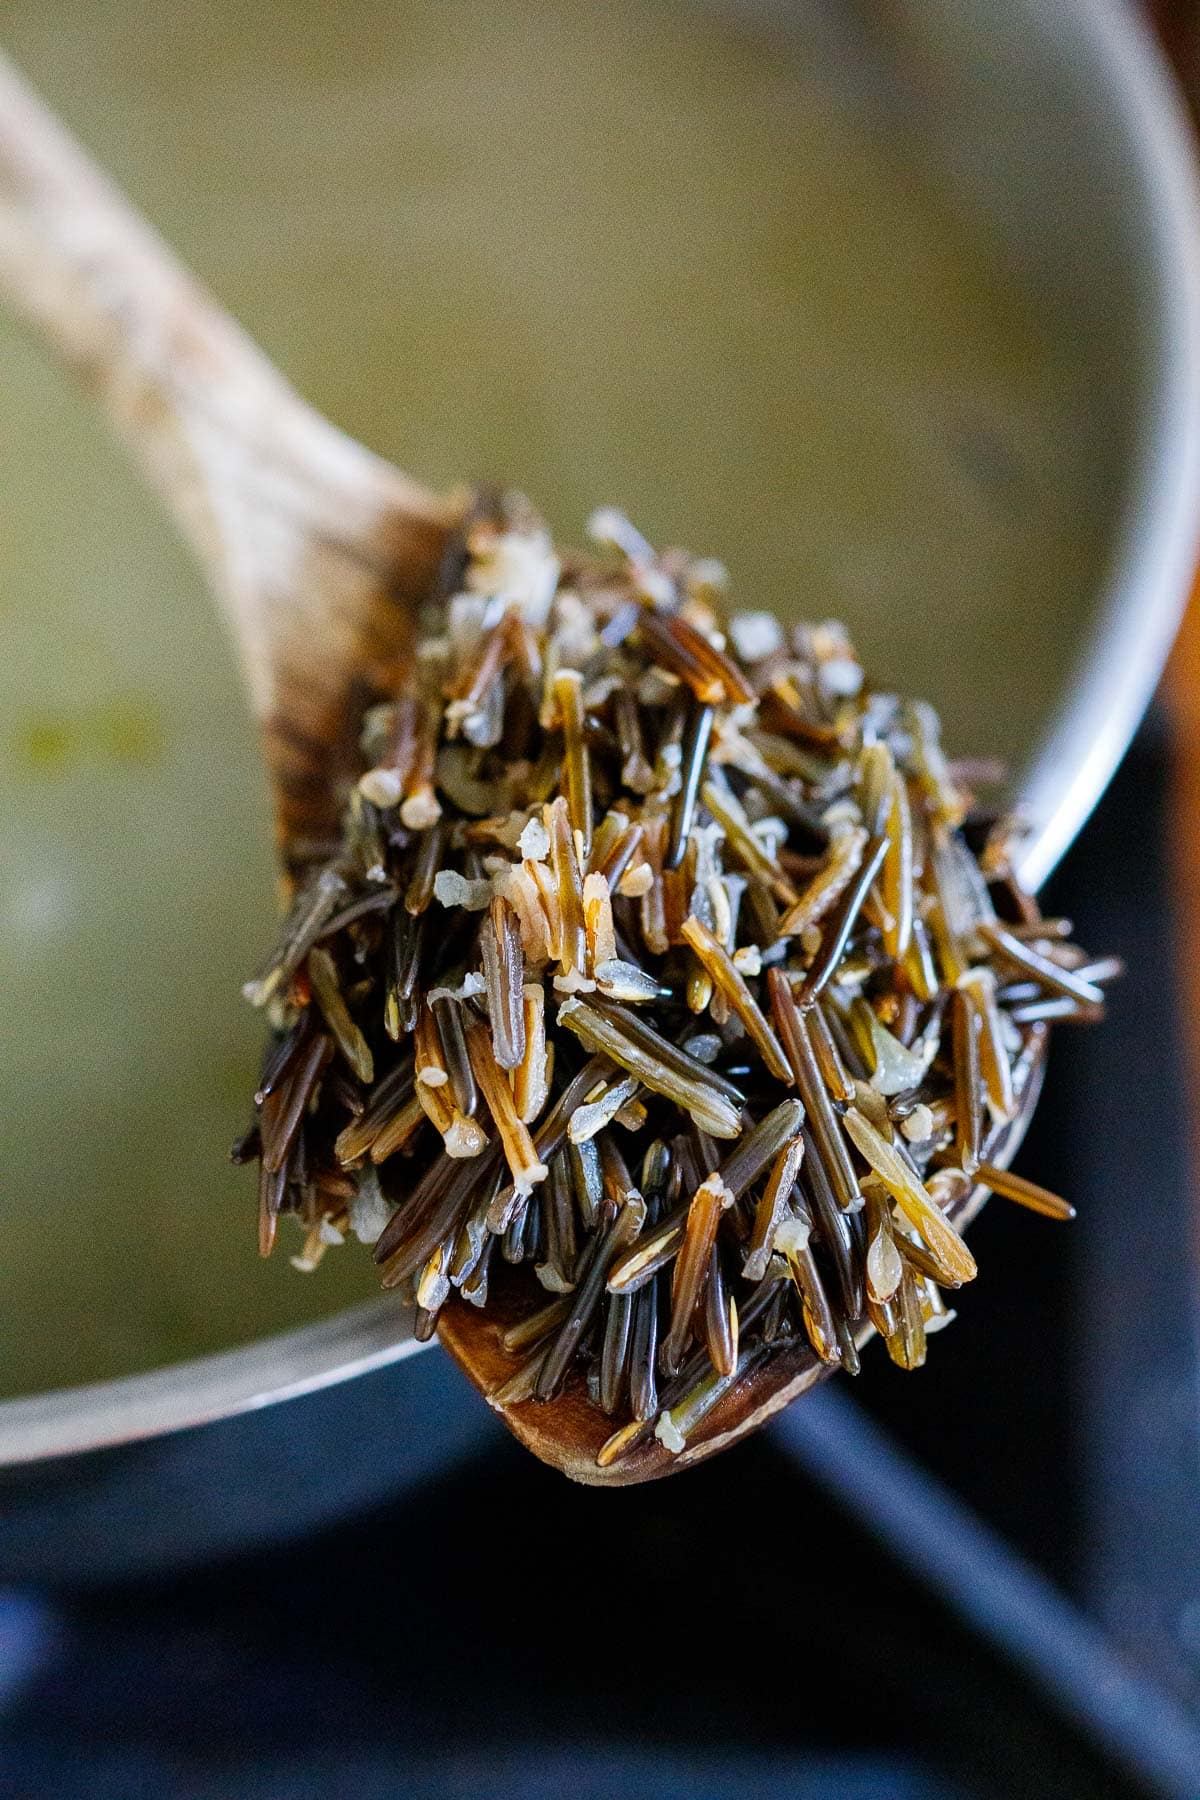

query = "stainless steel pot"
[3,0,1198,1583]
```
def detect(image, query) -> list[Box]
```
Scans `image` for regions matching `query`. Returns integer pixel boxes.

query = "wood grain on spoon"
[0,52,460,862]
[439,1054,1047,1487]
[438,1276,853,1485]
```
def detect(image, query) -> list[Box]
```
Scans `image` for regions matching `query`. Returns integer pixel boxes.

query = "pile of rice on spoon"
[236,492,1118,1475]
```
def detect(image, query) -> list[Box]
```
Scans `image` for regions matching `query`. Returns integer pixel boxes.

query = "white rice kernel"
[774,1217,812,1257]
[433,869,493,912]
[728,610,784,663]
[901,1104,935,1143]
[654,1411,687,1455]
[518,816,551,861]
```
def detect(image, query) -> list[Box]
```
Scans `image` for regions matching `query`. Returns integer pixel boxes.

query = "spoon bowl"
[438,1030,1048,1485]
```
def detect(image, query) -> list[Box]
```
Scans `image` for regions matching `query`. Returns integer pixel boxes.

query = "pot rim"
[6,0,1199,1467]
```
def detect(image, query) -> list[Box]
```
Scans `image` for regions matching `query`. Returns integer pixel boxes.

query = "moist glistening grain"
[235,494,1116,1470]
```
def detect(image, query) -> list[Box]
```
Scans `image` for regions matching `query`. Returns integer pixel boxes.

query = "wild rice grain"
[238,495,1110,1466]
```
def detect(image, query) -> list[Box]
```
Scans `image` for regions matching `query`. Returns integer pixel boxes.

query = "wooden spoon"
[0,57,1051,1486]
[437,1032,1047,1484]
[0,53,461,865]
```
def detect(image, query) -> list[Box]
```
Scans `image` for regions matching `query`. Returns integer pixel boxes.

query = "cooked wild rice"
[237,492,1115,1468]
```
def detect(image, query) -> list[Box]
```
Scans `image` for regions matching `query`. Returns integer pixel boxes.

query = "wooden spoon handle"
[0,56,367,566]
[0,53,453,858]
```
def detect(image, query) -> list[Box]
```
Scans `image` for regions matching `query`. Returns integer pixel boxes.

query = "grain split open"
[238,494,1114,1475]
